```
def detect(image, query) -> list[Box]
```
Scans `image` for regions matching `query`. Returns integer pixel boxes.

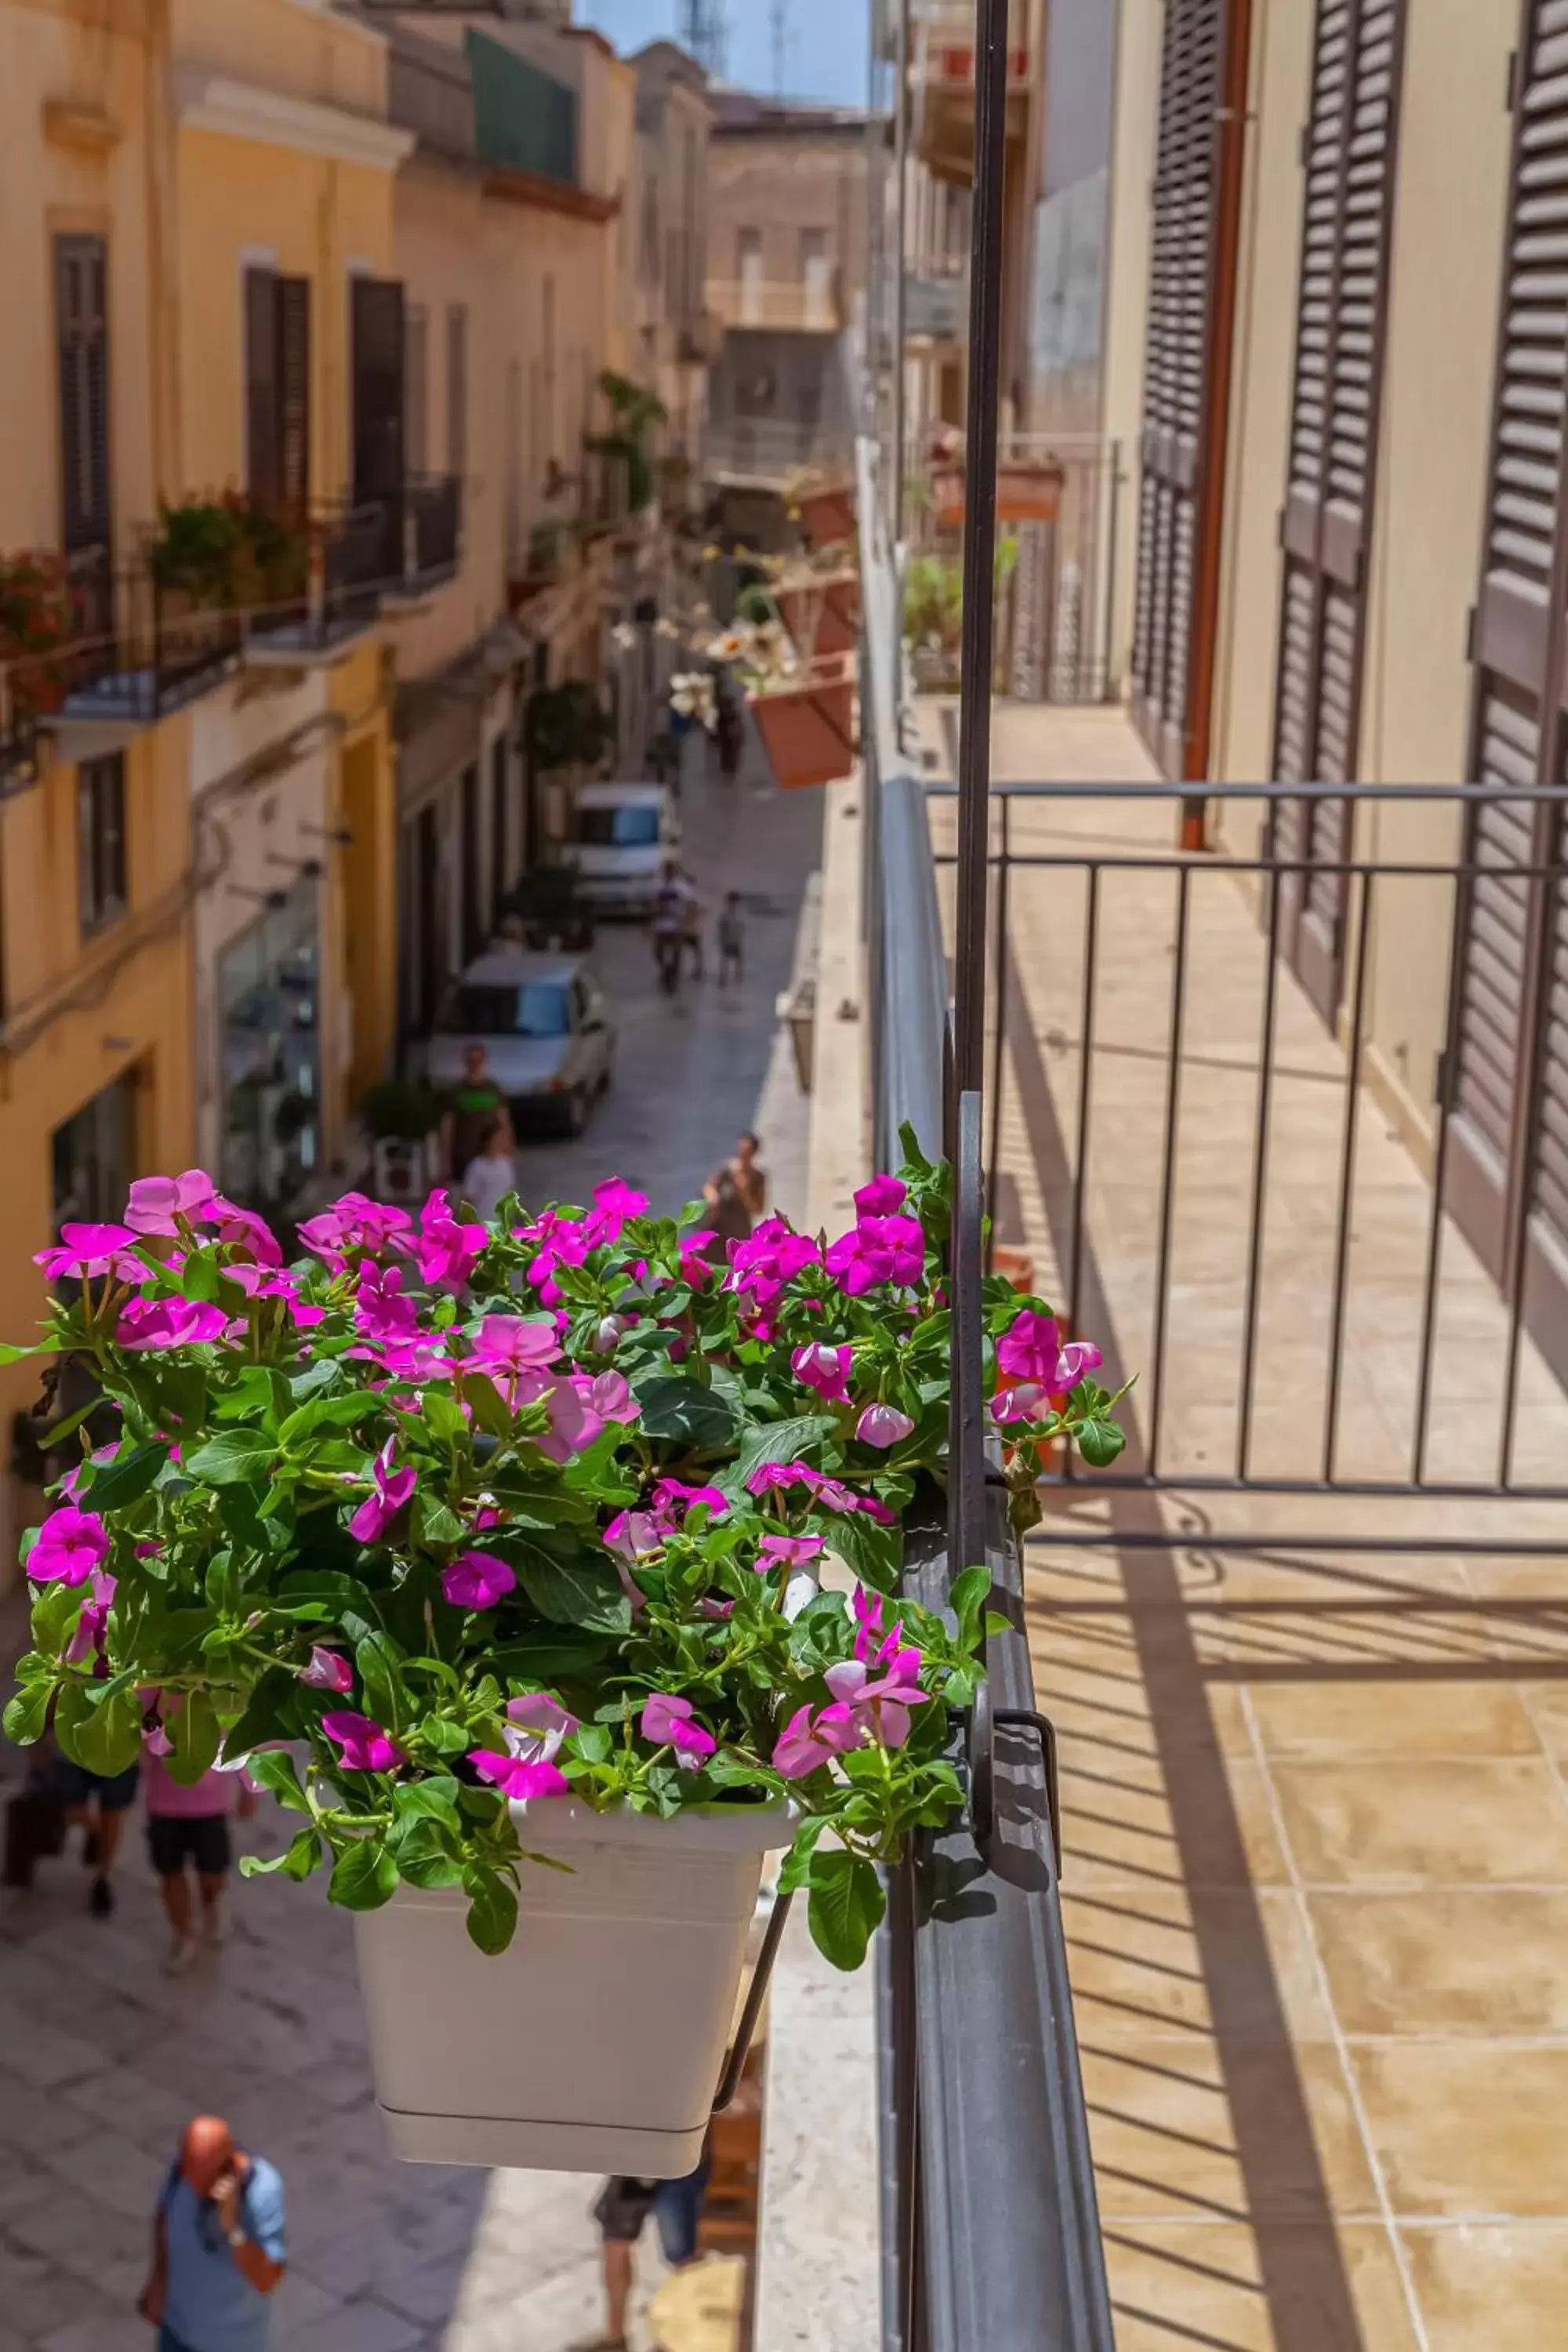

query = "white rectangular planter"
[354,1796,795,2176]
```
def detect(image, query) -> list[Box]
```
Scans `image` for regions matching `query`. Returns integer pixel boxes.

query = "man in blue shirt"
[138,2116,286,2351]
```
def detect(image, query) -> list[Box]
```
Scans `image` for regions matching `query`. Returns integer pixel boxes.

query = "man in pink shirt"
[143,1730,255,1976]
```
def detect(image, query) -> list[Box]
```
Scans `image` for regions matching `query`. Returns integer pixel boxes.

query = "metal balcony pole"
[891,0,910,550]
[952,0,1010,1099]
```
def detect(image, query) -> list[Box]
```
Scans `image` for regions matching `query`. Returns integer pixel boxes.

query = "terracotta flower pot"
[927,461,1064,526]
[749,655,858,791]
[794,484,856,552]
[775,569,860,659]
[354,1795,794,2175]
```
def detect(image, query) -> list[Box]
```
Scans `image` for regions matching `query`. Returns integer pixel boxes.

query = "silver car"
[421,949,616,1138]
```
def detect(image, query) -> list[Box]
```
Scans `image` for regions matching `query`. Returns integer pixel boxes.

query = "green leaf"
[224,1668,302,1760]
[807,1849,887,1972]
[165,1689,223,1785]
[0,1340,42,1364]
[1074,1415,1125,1469]
[949,1564,993,1654]
[78,1442,167,1514]
[719,1414,838,1502]
[240,1827,321,1881]
[278,1392,379,1450]
[463,1865,519,1955]
[414,1493,465,1549]
[55,1679,143,1777]
[419,1388,468,1445]
[244,1748,311,1814]
[185,1429,275,1485]
[498,1537,632,1633]
[2,1675,53,1746]
[631,1374,737,1450]
[826,1504,902,1595]
[779,1816,827,1895]
[486,1632,617,1680]
[421,1715,473,1757]
[393,1777,461,1825]
[328,1838,400,1911]
[355,1631,408,1731]
[390,1820,466,1889]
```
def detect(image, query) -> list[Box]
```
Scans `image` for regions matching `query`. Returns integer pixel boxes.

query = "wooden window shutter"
[406,305,430,477]
[55,235,111,557]
[1450,0,1568,1370]
[277,275,311,515]
[1269,0,1409,1024]
[1129,0,1253,783]
[351,276,406,503]
[245,267,281,503]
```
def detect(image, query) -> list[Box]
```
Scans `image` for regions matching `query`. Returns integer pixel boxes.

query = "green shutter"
[466,30,577,186]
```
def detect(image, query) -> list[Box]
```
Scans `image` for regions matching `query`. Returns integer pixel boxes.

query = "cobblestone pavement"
[0,746,823,2352]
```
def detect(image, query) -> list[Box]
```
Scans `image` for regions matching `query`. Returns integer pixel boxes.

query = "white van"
[564,782,681,918]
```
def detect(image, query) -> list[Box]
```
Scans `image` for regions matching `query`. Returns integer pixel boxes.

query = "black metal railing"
[46,554,243,727]
[858,270,1116,2352]
[402,474,463,586]
[928,779,1568,1548]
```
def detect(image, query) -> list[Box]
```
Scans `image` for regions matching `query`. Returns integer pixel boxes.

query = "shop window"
[217,873,321,1215]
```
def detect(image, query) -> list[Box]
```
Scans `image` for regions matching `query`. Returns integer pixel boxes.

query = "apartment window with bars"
[78,752,127,937]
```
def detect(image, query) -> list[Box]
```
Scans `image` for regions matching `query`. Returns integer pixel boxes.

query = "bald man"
[138,2116,286,2351]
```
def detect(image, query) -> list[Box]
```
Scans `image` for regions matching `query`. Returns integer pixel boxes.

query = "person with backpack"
[138,2115,285,2350]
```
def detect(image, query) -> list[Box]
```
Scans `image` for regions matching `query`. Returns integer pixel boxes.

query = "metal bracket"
[710,1887,793,2114]
[974,1708,1062,1877]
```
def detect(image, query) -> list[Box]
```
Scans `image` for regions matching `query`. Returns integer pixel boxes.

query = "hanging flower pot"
[357,1795,793,2170]
[750,654,858,791]
[774,568,860,660]
[2,1160,1123,2173]
[786,474,857,553]
[927,460,1065,527]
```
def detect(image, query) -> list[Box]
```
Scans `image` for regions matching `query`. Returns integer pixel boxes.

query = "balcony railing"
[705,417,855,488]
[391,475,464,597]
[708,274,844,335]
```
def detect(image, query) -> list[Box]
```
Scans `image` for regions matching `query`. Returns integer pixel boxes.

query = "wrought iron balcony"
[709,272,844,335]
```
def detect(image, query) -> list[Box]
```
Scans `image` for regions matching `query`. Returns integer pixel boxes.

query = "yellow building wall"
[329,641,397,1113]
[174,127,397,502]
[172,0,387,123]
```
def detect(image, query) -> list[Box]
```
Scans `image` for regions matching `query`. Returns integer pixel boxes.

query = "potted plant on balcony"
[1,1149,1122,2172]
[0,550,74,719]
[783,466,858,554]
[743,554,862,662]
[360,1080,443,1209]
[710,619,857,793]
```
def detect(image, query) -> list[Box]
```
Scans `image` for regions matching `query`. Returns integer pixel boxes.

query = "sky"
[576,0,872,109]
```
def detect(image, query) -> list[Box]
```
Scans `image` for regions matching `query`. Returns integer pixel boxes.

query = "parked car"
[418,949,615,1139]
[562,782,680,917]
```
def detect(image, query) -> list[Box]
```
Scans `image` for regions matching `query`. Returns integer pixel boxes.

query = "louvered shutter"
[56,236,111,557]
[351,277,406,503]
[245,268,281,504]
[1269,0,1408,1022]
[278,276,311,516]
[1450,0,1568,1323]
[1130,0,1249,782]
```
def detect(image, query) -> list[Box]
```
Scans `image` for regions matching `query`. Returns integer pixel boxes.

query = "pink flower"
[792,1341,852,1401]
[651,1477,728,1522]
[824,1651,930,1750]
[583,1370,639,1425]
[299,1192,412,1268]
[504,1690,579,1764]
[513,1208,594,1306]
[678,1230,719,1284]
[855,1401,916,1449]
[535,1377,605,1465]
[376,1338,456,1386]
[354,1263,420,1345]
[116,1297,229,1351]
[321,1711,405,1772]
[641,1692,717,1766]
[854,1174,909,1218]
[469,1749,569,1802]
[726,1217,822,1309]
[471,1315,559,1392]
[773,1700,861,1778]
[64,1567,117,1666]
[124,1171,218,1237]
[996,1310,1102,1394]
[604,1509,662,1562]
[348,1442,417,1544]
[441,1549,517,1610]
[416,1191,486,1292]
[991,1381,1051,1427]
[27,1507,111,1587]
[59,1445,117,1501]
[209,1196,283,1266]
[591,1314,628,1354]
[759,1532,825,1570]
[144,1720,173,1759]
[586,1178,649,1244]
[299,1646,354,1693]
[826,1213,925,1296]
[34,1223,142,1281]
[745,1461,891,1520]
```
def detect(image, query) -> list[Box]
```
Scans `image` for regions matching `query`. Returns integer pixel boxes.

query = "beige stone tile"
[1065,1886,1334,2044]
[1401,2222,1568,2351]
[1269,1758,1568,1886]
[1353,2043,1568,2218]
[1310,1889,1568,2038]
[1246,1679,1540,1759]
[1103,2222,1419,2352]
[1083,2039,1377,2222]
[1060,1753,1289,1890]
[1519,1682,1568,1757]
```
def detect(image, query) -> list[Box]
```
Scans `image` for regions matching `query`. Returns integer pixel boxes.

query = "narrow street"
[0,748,823,2352]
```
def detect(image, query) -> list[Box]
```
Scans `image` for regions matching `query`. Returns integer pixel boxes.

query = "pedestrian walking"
[704,1132,767,1245]
[714,684,744,783]
[59,1748,138,1917]
[572,2147,710,2352]
[138,2114,286,2350]
[717,891,746,988]
[460,1111,517,1221]
[143,1704,255,1975]
[440,1042,505,1185]
[681,876,706,981]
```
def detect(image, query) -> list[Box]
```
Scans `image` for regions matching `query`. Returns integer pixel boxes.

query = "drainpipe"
[143,0,181,504]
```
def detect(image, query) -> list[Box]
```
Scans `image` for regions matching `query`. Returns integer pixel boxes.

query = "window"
[574,804,660,848]
[460,762,482,960]
[217,873,321,1213]
[738,228,764,328]
[446,302,468,481]
[406,304,430,475]
[245,268,310,511]
[350,275,405,504]
[52,1072,135,1231]
[78,753,127,935]
[490,735,510,920]
[56,235,111,556]
[441,982,570,1040]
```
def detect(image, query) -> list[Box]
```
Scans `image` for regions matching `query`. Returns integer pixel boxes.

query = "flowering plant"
[2,1144,1123,1969]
